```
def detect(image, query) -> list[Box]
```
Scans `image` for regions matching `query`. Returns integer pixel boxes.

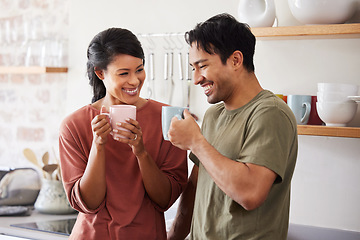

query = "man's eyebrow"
[190,59,208,67]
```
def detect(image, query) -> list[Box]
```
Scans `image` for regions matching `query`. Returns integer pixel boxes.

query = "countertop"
[1,209,359,240]
[0,209,77,240]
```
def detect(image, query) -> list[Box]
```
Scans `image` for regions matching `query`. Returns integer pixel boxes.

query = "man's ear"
[94,67,104,80]
[231,50,243,69]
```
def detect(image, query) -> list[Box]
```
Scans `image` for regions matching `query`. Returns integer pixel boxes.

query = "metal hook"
[174,32,184,50]
[147,34,156,51]
[167,34,177,50]
[163,34,171,50]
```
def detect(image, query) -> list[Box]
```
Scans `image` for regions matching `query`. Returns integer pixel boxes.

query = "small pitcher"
[34,179,75,214]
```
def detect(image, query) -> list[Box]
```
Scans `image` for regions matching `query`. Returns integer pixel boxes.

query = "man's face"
[189,44,235,105]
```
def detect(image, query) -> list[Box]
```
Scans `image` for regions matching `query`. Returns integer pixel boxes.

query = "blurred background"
[0,0,360,234]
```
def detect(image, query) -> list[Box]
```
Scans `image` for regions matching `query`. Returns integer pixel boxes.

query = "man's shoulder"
[205,103,225,116]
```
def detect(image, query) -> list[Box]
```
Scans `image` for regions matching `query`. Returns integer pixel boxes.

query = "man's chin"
[206,96,220,105]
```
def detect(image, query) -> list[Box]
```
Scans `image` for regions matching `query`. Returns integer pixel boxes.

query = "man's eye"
[199,65,206,69]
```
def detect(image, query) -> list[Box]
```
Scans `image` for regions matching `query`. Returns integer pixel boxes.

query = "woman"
[59,28,188,239]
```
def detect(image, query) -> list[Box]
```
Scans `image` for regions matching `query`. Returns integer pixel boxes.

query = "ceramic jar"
[237,0,276,27]
[34,179,75,214]
[288,0,357,24]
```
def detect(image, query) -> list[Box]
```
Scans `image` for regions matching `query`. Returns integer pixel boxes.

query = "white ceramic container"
[316,101,358,127]
[288,0,357,24]
[317,91,353,103]
[34,179,75,214]
[317,83,359,96]
[238,0,276,27]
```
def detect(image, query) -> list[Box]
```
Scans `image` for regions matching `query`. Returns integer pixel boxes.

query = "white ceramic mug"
[287,95,311,125]
[101,105,136,139]
[162,106,186,141]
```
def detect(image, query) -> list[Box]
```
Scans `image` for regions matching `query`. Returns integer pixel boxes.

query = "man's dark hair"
[185,13,256,72]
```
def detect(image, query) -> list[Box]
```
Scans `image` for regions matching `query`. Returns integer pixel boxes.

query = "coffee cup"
[287,95,311,125]
[101,105,136,139]
[162,106,186,141]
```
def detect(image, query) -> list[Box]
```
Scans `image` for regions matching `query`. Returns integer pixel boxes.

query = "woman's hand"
[91,106,112,146]
[113,118,145,157]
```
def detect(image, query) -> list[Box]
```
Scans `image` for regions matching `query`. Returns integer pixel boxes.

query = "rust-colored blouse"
[59,100,187,240]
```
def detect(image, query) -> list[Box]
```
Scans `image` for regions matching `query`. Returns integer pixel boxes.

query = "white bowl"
[317,91,352,103]
[288,0,357,24]
[316,101,358,127]
[317,83,359,96]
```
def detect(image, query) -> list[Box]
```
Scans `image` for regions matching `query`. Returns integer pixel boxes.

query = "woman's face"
[99,54,146,106]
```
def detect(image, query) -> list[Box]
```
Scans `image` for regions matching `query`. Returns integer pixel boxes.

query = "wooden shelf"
[297,125,360,138]
[0,66,68,74]
[251,23,360,39]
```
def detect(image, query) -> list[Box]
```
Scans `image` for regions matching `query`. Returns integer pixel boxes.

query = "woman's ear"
[94,67,104,80]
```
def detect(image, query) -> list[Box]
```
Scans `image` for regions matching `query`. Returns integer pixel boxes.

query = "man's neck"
[224,72,263,110]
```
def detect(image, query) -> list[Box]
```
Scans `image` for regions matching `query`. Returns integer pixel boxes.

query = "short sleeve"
[238,106,297,183]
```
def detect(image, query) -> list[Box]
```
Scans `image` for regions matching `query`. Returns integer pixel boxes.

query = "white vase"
[34,179,75,214]
[288,0,357,24]
[237,0,276,27]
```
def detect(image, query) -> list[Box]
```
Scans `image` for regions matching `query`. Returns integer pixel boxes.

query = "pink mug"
[101,105,136,139]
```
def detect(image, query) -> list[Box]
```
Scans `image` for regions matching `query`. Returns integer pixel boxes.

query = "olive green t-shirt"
[189,90,298,240]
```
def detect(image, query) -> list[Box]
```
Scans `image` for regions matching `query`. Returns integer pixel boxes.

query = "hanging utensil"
[178,52,183,81]
[178,52,187,107]
[185,52,192,108]
[147,53,153,99]
[168,52,174,105]
[149,52,155,98]
[164,52,169,103]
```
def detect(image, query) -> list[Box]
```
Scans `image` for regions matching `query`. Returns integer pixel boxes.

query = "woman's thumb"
[100,105,107,114]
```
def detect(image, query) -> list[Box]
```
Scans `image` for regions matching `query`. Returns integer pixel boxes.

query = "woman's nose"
[129,73,142,85]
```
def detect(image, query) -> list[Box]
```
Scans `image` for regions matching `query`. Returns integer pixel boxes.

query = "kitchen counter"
[288,224,360,240]
[0,209,77,240]
[2,209,359,240]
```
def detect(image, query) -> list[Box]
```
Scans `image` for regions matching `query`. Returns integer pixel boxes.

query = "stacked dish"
[316,83,359,127]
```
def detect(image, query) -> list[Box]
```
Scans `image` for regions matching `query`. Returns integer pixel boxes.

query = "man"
[167,13,298,240]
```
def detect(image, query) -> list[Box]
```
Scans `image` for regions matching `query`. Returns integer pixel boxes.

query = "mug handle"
[301,102,311,123]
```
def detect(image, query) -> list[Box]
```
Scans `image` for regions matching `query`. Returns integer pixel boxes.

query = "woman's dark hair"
[87,28,145,103]
[185,13,255,72]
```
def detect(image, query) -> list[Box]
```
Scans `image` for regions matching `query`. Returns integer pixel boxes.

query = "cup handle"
[175,114,182,120]
[301,102,311,123]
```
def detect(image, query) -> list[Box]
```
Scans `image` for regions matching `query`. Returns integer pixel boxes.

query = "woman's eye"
[136,68,144,73]
[119,72,128,76]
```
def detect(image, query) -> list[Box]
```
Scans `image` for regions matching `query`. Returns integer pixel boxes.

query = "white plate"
[348,96,360,103]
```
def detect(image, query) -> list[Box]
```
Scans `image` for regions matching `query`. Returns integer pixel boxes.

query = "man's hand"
[168,109,202,150]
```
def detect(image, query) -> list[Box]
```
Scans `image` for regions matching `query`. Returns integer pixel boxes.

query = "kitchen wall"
[67,0,360,232]
[0,0,69,167]
[1,0,359,234]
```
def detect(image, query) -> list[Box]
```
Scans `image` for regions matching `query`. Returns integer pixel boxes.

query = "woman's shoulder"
[60,105,96,131]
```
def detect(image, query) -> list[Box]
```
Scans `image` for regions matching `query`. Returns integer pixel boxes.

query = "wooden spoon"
[42,151,49,166]
[23,148,42,169]
[42,164,58,180]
